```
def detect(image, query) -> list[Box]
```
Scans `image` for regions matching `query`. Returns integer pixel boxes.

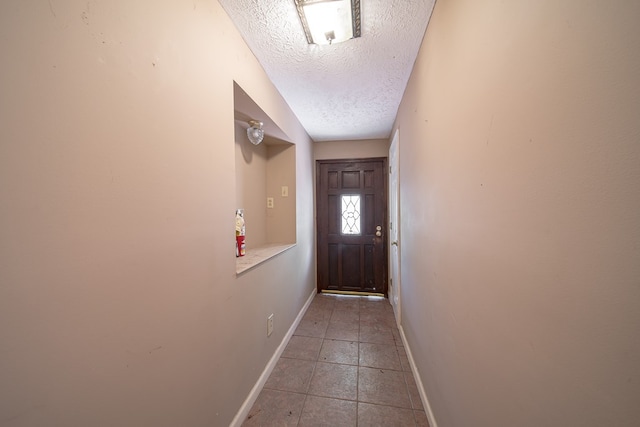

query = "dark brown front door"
[316,158,388,295]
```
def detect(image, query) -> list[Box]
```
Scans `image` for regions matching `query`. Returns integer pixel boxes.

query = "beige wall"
[394,0,640,426]
[266,144,297,244]
[314,138,390,160]
[235,137,296,248]
[0,1,314,426]
[235,122,269,248]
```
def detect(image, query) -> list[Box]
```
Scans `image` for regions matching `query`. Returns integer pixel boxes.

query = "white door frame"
[389,129,401,324]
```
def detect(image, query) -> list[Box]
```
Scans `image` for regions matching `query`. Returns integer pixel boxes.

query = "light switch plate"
[281,186,288,197]
[267,314,274,336]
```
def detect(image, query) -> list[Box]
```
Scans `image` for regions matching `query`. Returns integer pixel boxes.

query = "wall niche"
[233,82,296,274]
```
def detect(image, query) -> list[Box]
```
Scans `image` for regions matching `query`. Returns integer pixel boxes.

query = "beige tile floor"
[242,294,430,426]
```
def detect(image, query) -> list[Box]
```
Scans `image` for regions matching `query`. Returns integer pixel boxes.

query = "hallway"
[243,294,429,426]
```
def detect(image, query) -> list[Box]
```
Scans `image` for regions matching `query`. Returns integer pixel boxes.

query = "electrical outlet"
[281,186,288,197]
[267,197,274,209]
[267,314,274,337]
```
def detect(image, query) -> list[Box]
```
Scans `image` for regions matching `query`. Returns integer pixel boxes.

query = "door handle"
[391,241,398,246]
[375,225,382,237]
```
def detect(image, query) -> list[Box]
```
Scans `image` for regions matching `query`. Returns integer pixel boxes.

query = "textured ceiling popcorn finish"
[218,0,435,141]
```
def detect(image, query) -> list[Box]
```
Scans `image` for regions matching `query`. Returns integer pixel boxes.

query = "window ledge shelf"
[236,243,296,275]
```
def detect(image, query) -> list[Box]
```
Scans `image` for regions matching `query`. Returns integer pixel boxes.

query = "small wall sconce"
[247,120,264,145]
[294,0,361,45]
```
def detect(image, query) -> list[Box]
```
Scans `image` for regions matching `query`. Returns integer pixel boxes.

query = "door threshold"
[321,290,385,297]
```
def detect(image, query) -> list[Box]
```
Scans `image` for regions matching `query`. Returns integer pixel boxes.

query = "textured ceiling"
[219,0,435,142]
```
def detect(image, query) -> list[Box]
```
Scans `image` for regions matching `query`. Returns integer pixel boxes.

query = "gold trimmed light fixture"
[246,120,264,145]
[294,0,361,45]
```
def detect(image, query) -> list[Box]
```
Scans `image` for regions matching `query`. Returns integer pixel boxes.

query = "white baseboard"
[397,323,438,427]
[229,288,316,427]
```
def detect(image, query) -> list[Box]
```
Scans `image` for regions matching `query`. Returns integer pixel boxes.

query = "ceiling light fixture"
[247,120,264,145]
[294,0,361,45]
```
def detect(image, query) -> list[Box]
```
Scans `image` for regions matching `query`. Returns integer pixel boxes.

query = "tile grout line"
[398,346,419,425]
[294,300,330,427]
[296,358,316,427]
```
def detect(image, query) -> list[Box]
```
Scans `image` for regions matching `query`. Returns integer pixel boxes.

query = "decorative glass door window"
[341,195,361,235]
